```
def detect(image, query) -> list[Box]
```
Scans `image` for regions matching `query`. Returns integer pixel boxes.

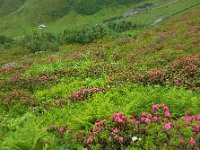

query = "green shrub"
[63,24,112,44]
[21,32,59,53]
[107,20,136,33]
[0,35,14,49]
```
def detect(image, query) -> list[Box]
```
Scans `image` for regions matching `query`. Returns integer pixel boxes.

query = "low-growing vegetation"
[0,3,200,150]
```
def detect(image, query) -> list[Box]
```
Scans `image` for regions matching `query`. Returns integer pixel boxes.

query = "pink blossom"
[87,138,93,144]
[135,121,141,125]
[50,124,56,129]
[161,103,165,107]
[147,114,152,118]
[59,127,65,133]
[164,122,172,131]
[181,116,186,120]
[180,136,184,143]
[185,111,190,115]
[189,137,195,145]
[165,111,170,117]
[193,125,200,132]
[186,116,195,124]
[95,120,105,126]
[152,116,158,121]
[113,113,125,124]
[141,117,146,122]
[90,131,97,135]
[151,109,156,113]
[152,104,159,110]
[142,112,147,117]
[112,128,119,134]
[145,118,150,123]
[133,113,137,117]
[97,128,102,132]
[196,114,200,121]
[119,136,124,142]
[117,118,123,123]
[163,106,169,111]
[82,148,88,150]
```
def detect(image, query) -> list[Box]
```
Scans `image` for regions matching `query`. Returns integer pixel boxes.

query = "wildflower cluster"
[68,87,105,101]
[73,104,200,149]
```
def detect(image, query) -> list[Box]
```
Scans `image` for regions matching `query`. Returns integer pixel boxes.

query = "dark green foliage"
[116,0,139,4]
[63,24,112,44]
[74,0,100,15]
[0,35,14,45]
[61,21,138,44]
[0,35,14,49]
[107,20,136,32]
[73,0,140,15]
[103,16,123,23]
[21,32,59,53]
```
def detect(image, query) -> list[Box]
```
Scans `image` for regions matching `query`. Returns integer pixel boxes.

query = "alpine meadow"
[0,0,200,150]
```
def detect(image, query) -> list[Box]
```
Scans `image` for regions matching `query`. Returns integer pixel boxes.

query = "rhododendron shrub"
[168,56,200,89]
[68,87,105,101]
[139,56,199,89]
[72,104,200,149]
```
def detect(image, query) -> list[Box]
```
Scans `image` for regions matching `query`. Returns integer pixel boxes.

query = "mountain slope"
[0,7,200,149]
[0,0,199,37]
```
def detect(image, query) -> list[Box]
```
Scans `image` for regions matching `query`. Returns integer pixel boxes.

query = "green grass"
[0,0,199,37]
[0,5,200,150]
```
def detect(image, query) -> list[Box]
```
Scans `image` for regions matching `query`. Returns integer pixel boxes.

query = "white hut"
[38,24,46,30]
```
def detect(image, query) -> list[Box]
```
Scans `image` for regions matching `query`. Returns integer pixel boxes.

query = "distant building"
[38,24,46,30]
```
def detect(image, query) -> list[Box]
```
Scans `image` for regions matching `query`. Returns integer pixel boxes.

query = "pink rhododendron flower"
[151,109,156,113]
[189,137,195,145]
[152,104,159,110]
[50,124,56,129]
[193,125,200,132]
[152,116,158,121]
[165,111,170,117]
[163,106,169,111]
[59,127,65,133]
[180,136,184,143]
[164,122,172,130]
[142,112,147,117]
[185,111,190,115]
[82,148,88,150]
[119,136,124,142]
[141,117,146,122]
[160,103,165,107]
[87,138,93,144]
[145,118,150,123]
[147,114,152,118]
[135,121,141,125]
[133,113,137,117]
[112,128,119,134]
[113,113,125,124]
[185,116,195,124]
[97,128,102,132]
[90,131,97,135]
[117,118,123,123]
[196,114,200,121]
[181,116,186,120]
[95,120,105,126]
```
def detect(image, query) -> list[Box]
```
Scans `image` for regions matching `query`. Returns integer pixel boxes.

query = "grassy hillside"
[0,6,199,149]
[0,0,27,17]
[0,0,199,37]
